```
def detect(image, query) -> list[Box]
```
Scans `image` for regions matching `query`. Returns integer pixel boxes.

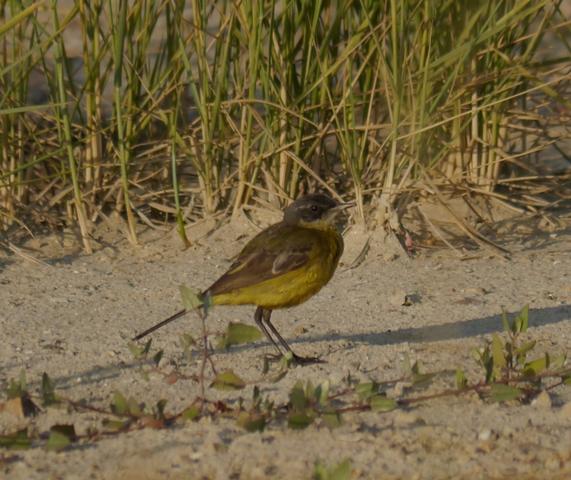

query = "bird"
[133,193,352,365]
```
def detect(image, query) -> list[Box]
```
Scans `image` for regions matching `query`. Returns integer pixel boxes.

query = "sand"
[1,215,571,479]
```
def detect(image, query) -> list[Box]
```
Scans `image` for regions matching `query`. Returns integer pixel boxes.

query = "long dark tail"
[132,309,188,341]
[132,290,209,341]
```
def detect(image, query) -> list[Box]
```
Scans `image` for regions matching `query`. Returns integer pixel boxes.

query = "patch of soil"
[1,213,571,479]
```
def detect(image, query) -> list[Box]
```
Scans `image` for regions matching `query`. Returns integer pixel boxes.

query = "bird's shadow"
[295,304,571,348]
[31,304,570,390]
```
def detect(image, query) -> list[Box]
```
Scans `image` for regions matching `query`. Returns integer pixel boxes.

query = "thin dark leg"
[261,309,293,353]
[261,309,324,365]
[254,306,283,356]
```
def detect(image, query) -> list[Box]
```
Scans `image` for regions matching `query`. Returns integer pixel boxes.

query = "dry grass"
[0,0,569,252]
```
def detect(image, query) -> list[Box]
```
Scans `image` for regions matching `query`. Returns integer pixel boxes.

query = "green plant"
[1,304,569,454]
[0,1,568,250]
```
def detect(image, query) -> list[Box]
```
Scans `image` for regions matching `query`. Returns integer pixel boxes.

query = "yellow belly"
[211,263,325,308]
[211,230,342,309]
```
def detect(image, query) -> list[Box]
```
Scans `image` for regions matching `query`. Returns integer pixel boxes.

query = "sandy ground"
[1,214,571,480]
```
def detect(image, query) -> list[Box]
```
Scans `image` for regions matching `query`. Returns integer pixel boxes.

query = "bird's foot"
[263,352,284,363]
[264,351,325,367]
[290,353,325,366]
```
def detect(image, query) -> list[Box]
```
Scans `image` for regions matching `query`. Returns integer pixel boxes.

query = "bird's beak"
[329,201,355,218]
[335,201,355,211]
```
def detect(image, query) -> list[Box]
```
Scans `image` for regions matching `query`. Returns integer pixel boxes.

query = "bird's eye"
[310,205,319,212]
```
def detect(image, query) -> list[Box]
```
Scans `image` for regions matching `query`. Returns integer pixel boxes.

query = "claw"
[291,353,325,366]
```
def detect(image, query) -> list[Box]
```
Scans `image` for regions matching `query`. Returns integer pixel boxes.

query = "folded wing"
[206,223,313,296]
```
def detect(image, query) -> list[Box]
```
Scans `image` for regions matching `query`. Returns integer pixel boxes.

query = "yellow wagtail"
[134,193,351,364]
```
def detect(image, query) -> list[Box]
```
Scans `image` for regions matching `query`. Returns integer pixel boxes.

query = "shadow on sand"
[312,303,571,347]
[44,304,570,389]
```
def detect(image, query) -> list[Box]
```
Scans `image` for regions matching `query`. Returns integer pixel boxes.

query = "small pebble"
[478,429,492,441]
[393,411,424,427]
[532,391,552,409]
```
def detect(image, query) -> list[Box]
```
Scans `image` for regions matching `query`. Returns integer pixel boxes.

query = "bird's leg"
[261,309,292,353]
[261,309,324,365]
[254,306,283,357]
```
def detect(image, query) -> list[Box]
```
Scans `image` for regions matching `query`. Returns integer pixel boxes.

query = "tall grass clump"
[0,0,568,250]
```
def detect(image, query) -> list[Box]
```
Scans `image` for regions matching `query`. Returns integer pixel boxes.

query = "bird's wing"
[205,224,313,296]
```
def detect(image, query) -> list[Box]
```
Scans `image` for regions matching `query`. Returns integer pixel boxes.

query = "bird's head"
[283,193,352,229]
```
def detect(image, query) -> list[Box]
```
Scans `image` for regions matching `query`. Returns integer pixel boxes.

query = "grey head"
[283,193,350,227]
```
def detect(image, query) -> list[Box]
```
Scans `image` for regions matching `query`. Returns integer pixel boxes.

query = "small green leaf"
[217,322,263,349]
[288,411,313,429]
[315,381,330,407]
[128,339,152,359]
[524,355,548,376]
[0,429,31,450]
[322,412,343,428]
[181,405,201,421]
[289,382,307,411]
[154,399,167,420]
[314,459,352,480]
[252,386,261,403]
[314,463,328,480]
[210,370,246,390]
[516,341,536,357]
[45,425,76,452]
[474,345,494,384]
[501,310,510,333]
[355,382,378,400]
[516,340,537,365]
[280,351,295,369]
[126,397,142,417]
[455,369,467,389]
[329,459,352,480]
[412,373,436,386]
[563,376,571,386]
[7,370,27,399]
[490,384,523,402]
[305,381,316,402]
[517,305,529,333]
[140,338,152,356]
[41,372,57,406]
[237,412,266,432]
[111,392,129,415]
[550,354,566,370]
[370,396,397,412]
[152,349,164,367]
[262,355,270,374]
[102,419,130,431]
[179,333,196,349]
[492,334,506,377]
[492,335,505,365]
[179,285,203,310]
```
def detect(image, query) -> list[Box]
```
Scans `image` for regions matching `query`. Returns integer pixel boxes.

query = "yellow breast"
[211,227,343,309]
